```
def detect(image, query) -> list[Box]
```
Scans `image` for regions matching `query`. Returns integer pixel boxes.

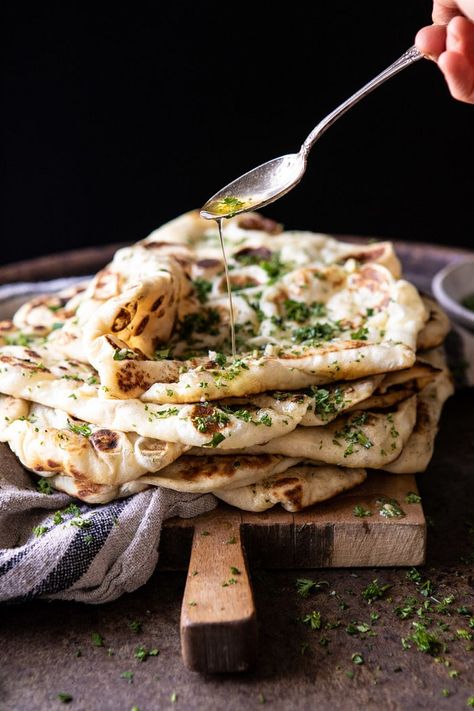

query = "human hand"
[416,0,474,103]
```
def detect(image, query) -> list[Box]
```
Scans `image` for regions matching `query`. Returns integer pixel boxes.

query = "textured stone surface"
[2,390,474,710]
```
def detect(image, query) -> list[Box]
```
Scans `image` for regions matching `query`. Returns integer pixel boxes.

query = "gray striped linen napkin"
[0,278,216,603]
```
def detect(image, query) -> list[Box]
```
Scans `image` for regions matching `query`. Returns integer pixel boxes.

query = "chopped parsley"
[302,611,322,630]
[351,653,364,665]
[409,622,443,655]
[36,478,53,495]
[351,326,369,341]
[214,352,227,367]
[193,409,230,433]
[135,646,159,662]
[296,578,329,598]
[128,620,143,633]
[404,491,421,504]
[91,632,104,647]
[193,278,213,304]
[113,348,136,361]
[377,497,405,518]
[333,412,373,457]
[57,693,73,704]
[177,308,221,340]
[283,299,327,323]
[311,386,345,418]
[461,293,474,311]
[353,505,372,518]
[154,348,170,360]
[220,196,245,211]
[361,579,392,604]
[68,420,92,437]
[120,671,134,684]
[146,406,179,420]
[203,432,226,448]
[292,322,338,344]
[33,525,48,537]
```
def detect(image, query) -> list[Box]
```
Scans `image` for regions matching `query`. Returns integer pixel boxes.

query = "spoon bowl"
[200,153,306,219]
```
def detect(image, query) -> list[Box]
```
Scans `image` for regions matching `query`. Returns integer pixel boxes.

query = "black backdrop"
[2,2,473,266]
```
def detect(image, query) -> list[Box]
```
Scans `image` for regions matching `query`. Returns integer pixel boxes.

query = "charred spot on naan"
[115,361,153,394]
[179,454,276,481]
[0,354,51,373]
[236,214,282,234]
[90,429,120,452]
[111,304,137,332]
[91,269,121,300]
[268,477,304,509]
[234,246,273,262]
[190,403,230,435]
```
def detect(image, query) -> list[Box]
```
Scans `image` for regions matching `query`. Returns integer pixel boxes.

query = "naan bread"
[215,465,367,512]
[142,211,402,279]
[416,296,451,351]
[0,345,314,448]
[13,213,425,403]
[0,211,452,511]
[139,453,302,494]
[195,395,418,468]
[0,397,184,503]
[384,350,454,473]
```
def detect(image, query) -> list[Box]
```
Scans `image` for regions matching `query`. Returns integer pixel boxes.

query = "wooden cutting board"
[160,471,425,673]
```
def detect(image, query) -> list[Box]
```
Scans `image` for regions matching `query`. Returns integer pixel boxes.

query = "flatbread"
[193,395,418,468]
[0,397,185,503]
[416,296,450,351]
[7,213,425,403]
[139,453,302,494]
[215,465,367,512]
[0,345,314,448]
[384,351,454,473]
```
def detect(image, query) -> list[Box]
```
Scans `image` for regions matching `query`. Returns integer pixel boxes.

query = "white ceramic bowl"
[432,257,474,331]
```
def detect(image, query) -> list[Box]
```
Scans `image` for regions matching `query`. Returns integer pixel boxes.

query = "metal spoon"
[201,45,423,220]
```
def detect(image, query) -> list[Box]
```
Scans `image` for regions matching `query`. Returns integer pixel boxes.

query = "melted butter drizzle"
[216,217,236,357]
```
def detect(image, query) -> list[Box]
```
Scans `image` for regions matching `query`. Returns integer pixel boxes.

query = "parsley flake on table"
[361,579,392,604]
[91,632,104,647]
[57,692,73,703]
[128,620,143,633]
[296,578,329,598]
[135,646,159,662]
[351,653,364,665]
[409,622,443,655]
[120,671,134,684]
[353,505,372,518]
[302,611,322,630]
[404,491,422,504]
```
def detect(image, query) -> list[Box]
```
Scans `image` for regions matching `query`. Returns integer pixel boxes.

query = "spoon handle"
[301,45,423,156]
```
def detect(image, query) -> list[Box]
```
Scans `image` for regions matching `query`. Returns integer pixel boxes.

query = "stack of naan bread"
[0,212,453,511]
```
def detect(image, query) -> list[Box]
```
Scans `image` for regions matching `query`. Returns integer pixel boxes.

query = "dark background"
[2,2,473,266]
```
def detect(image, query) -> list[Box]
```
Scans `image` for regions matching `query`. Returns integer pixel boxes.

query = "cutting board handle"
[180,511,257,673]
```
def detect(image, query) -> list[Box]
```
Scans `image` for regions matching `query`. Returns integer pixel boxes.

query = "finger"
[433,0,461,24]
[438,50,474,102]
[446,15,474,65]
[416,24,447,59]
